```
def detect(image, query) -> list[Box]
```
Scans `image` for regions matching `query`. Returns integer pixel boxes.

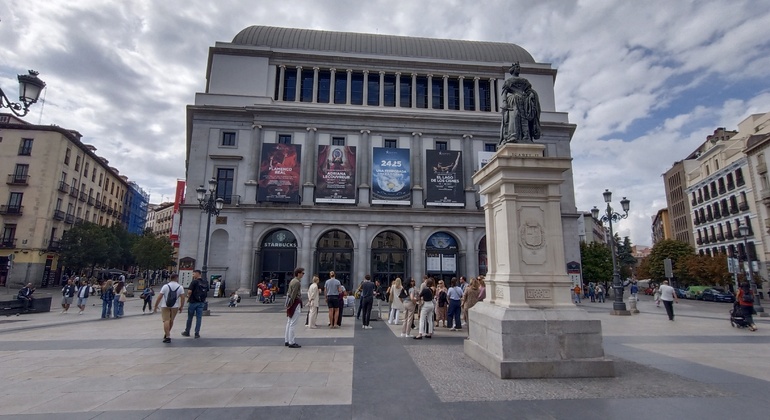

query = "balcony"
[709,235,716,243]
[730,206,739,214]
[79,191,88,202]
[706,214,713,222]
[696,238,703,245]
[48,240,61,251]
[107,208,114,216]
[65,214,75,224]
[739,202,749,211]
[7,174,29,185]
[87,197,94,206]
[737,178,745,187]
[697,197,703,204]
[58,181,70,193]
[703,236,710,244]
[219,195,241,206]
[691,198,697,206]
[718,187,726,195]
[75,217,83,224]
[101,204,108,212]
[758,161,768,174]
[53,209,65,221]
[69,186,79,198]
[0,238,16,248]
[95,199,102,208]
[0,205,23,215]
[717,233,724,241]
[726,230,734,240]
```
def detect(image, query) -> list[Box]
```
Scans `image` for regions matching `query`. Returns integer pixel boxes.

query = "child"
[228,291,240,307]
[262,287,271,304]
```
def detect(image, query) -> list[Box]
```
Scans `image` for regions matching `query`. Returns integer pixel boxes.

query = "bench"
[0,297,52,316]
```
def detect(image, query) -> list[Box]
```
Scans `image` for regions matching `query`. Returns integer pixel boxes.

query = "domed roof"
[232,26,535,64]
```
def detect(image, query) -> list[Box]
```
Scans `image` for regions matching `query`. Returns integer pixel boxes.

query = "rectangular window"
[91,169,96,182]
[19,138,33,155]
[351,72,364,105]
[75,156,81,171]
[436,141,448,151]
[367,74,380,106]
[431,78,444,109]
[13,164,29,183]
[484,143,497,152]
[399,74,412,107]
[64,148,71,165]
[221,131,236,146]
[384,139,397,148]
[283,67,297,101]
[383,74,396,107]
[278,134,292,145]
[463,78,475,110]
[216,168,235,203]
[331,137,345,146]
[334,71,347,104]
[479,80,492,112]
[415,76,428,109]
[7,192,23,212]
[1,224,16,245]
[318,70,331,103]
[99,173,103,187]
[83,162,89,178]
[447,78,460,110]
[300,68,314,102]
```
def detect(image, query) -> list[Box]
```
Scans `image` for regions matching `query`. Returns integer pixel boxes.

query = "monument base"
[464,303,615,379]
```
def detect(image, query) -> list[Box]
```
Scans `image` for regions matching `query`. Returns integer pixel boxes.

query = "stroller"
[730,303,751,328]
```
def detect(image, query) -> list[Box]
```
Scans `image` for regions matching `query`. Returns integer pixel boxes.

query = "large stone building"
[651,208,672,245]
[741,113,770,290]
[0,114,134,287]
[663,159,698,247]
[180,26,579,294]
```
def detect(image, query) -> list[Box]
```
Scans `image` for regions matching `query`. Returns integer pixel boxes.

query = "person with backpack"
[153,273,185,343]
[182,270,208,339]
[140,286,155,313]
[737,282,758,331]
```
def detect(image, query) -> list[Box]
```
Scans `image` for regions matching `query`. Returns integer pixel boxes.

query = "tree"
[59,222,115,274]
[645,239,696,284]
[132,232,175,273]
[682,253,731,287]
[580,241,613,285]
[107,224,136,269]
[616,235,637,280]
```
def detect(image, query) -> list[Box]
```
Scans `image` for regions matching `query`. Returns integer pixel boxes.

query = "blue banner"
[372,147,411,205]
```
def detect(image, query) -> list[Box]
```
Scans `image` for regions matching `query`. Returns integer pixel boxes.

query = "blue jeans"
[101,299,112,318]
[447,299,461,329]
[185,302,205,334]
[113,296,123,317]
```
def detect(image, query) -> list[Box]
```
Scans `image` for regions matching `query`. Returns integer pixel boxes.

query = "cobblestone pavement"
[0,290,768,419]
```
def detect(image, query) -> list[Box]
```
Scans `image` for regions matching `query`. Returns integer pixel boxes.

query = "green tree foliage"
[646,239,696,283]
[107,224,136,268]
[682,254,731,287]
[616,235,637,280]
[132,231,175,271]
[580,241,613,284]
[59,222,115,272]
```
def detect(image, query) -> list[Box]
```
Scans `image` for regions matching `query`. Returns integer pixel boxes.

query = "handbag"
[119,293,126,303]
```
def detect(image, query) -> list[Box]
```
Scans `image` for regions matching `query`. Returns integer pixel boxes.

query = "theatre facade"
[180,26,579,294]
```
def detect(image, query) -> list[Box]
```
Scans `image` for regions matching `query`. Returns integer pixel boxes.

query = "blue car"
[701,288,735,303]
[675,288,687,299]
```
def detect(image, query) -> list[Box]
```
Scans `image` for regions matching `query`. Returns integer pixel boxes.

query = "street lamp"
[591,189,631,315]
[196,178,224,287]
[738,222,764,315]
[0,70,46,117]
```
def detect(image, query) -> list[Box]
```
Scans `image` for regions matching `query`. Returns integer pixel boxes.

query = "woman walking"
[113,281,126,318]
[388,278,404,325]
[401,278,417,337]
[307,275,320,328]
[414,279,434,339]
[435,280,448,327]
[101,280,114,319]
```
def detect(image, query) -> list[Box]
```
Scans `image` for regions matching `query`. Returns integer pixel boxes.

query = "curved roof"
[232,26,535,64]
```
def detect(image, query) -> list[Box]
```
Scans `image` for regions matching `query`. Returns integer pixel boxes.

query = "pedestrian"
[101,280,114,319]
[458,276,467,292]
[589,283,596,302]
[388,277,404,325]
[17,283,35,312]
[630,282,639,300]
[153,273,185,343]
[140,286,155,313]
[401,278,417,337]
[414,278,435,339]
[355,282,363,320]
[446,278,463,331]
[60,278,77,314]
[737,282,758,331]
[324,271,342,329]
[113,281,126,318]
[360,274,376,329]
[306,275,320,328]
[435,280,448,327]
[182,269,209,339]
[228,291,240,307]
[285,267,304,348]
[653,284,661,307]
[659,280,678,321]
[573,284,582,303]
[76,279,94,315]
[461,277,481,338]
[596,284,605,303]
[478,277,486,302]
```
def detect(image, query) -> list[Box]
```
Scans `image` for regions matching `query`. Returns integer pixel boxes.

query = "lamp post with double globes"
[0,70,46,117]
[196,179,224,288]
[738,222,765,316]
[591,189,631,316]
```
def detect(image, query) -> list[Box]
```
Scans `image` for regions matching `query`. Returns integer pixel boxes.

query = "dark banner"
[315,145,357,204]
[426,150,464,207]
[372,147,411,205]
[258,143,302,202]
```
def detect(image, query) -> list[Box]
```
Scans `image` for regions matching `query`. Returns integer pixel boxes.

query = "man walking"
[325,271,342,328]
[182,270,208,339]
[60,278,77,314]
[76,279,93,315]
[360,275,375,329]
[659,280,678,321]
[153,274,185,343]
[285,267,304,348]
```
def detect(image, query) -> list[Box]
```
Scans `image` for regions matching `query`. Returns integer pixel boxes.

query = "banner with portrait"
[315,145,357,204]
[371,147,411,205]
[426,150,464,207]
[258,143,302,203]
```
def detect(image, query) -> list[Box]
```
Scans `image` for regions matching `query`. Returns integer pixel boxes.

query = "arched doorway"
[371,231,407,287]
[478,235,488,276]
[425,232,458,283]
[316,229,354,290]
[259,229,298,295]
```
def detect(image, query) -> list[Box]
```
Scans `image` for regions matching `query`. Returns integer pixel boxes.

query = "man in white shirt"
[153,274,186,343]
[659,280,679,321]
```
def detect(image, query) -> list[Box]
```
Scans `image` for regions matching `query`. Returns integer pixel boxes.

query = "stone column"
[443,76,449,110]
[302,127,317,206]
[295,66,302,102]
[247,122,263,203]
[238,221,255,295]
[464,143,614,379]
[473,77,480,111]
[362,70,369,106]
[412,225,422,286]
[462,134,475,210]
[427,74,433,109]
[411,73,417,108]
[411,132,424,208]
[465,226,476,278]
[357,224,368,288]
[358,129,371,207]
[312,67,319,103]
[277,65,286,100]
[395,72,401,107]
[459,76,465,111]
[330,68,336,103]
[379,72,385,106]
[489,79,496,112]
[346,69,352,105]
[302,222,312,290]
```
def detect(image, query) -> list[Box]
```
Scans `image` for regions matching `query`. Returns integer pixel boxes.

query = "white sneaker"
[78,311,83,315]
[400,333,405,337]
[405,334,412,338]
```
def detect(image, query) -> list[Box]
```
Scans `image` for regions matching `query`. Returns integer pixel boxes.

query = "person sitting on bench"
[17,283,35,311]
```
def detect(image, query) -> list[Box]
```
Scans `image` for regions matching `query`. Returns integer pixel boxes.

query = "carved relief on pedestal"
[525,288,552,300]
[519,220,545,250]
[495,286,504,299]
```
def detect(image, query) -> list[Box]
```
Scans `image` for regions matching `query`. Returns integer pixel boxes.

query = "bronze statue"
[499,62,541,145]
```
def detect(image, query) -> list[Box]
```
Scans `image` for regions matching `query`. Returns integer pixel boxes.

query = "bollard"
[628,295,640,314]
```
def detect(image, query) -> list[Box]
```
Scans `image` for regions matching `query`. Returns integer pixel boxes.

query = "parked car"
[675,288,687,299]
[685,285,709,300]
[701,288,735,303]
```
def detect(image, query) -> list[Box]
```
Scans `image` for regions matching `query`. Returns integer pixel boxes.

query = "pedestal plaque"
[464,143,614,378]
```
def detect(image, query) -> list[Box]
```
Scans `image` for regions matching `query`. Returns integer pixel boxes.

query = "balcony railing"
[58,181,70,193]
[737,178,745,187]
[95,199,102,208]
[718,187,726,195]
[101,204,108,212]
[709,235,716,243]
[106,208,114,215]
[691,198,697,206]
[75,217,83,224]
[87,197,95,206]
[65,214,75,224]
[726,231,734,240]
[48,240,61,251]
[703,236,710,244]
[7,174,29,185]
[739,202,749,211]
[730,206,739,214]
[53,209,65,220]
[219,195,241,206]
[0,205,23,215]
[0,238,16,248]
[696,238,703,245]
[79,192,88,202]
[717,233,724,241]
[69,186,79,198]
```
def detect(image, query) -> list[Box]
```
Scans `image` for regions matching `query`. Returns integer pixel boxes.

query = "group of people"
[257,281,279,304]
[572,283,607,303]
[151,270,210,343]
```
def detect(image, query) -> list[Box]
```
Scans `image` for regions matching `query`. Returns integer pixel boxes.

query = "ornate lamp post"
[591,189,631,315]
[196,179,224,286]
[738,222,765,315]
[0,70,46,117]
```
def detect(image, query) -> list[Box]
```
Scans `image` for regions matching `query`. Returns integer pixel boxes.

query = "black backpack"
[166,284,180,307]
[192,280,209,302]
[743,291,754,303]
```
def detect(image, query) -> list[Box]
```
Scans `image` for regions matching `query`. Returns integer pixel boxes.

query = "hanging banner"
[315,145,357,204]
[426,150,464,207]
[372,147,411,205]
[258,143,302,203]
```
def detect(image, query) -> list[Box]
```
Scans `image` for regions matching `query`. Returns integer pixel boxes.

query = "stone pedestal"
[465,143,614,379]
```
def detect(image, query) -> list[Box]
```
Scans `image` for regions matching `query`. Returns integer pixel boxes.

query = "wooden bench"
[0,297,52,316]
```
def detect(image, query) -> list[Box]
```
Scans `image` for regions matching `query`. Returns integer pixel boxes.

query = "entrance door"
[316,229,354,290]
[371,231,407,287]
[259,229,298,295]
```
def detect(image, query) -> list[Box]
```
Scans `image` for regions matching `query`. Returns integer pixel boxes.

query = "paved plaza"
[0,290,768,419]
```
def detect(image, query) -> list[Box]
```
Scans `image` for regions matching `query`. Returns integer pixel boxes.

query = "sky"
[1,0,770,247]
